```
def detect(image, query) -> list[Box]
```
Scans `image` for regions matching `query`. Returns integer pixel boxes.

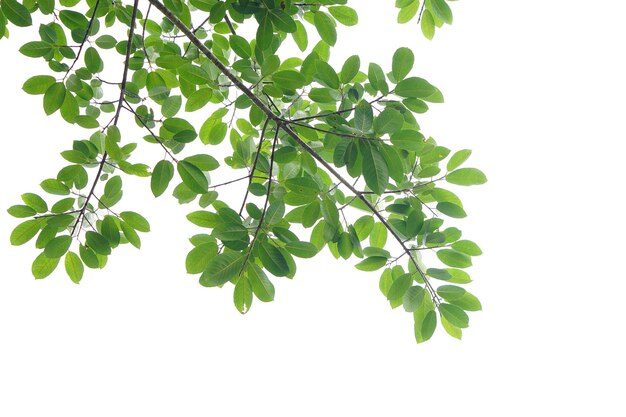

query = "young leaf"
[64,251,84,284]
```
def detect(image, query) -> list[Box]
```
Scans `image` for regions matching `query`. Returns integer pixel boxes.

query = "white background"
[1,1,625,415]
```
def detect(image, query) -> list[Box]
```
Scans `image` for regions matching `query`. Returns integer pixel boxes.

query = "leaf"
[441,315,462,339]
[354,100,373,132]
[355,256,387,272]
[374,108,403,135]
[314,11,336,46]
[446,168,487,186]
[200,252,245,287]
[258,242,290,277]
[368,63,388,95]
[7,205,36,218]
[23,75,55,95]
[395,77,437,99]
[85,231,111,255]
[440,303,469,328]
[451,292,482,312]
[437,249,472,268]
[273,70,305,90]
[178,160,209,194]
[451,240,483,256]
[340,55,360,84]
[229,34,251,58]
[22,193,48,213]
[447,149,472,171]
[292,20,308,51]
[178,64,210,85]
[186,243,215,274]
[32,252,60,279]
[43,82,66,115]
[151,160,175,197]
[120,211,150,232]
[430,0,453,25]
[315,60,340,89]
[120,221,141,249]
[10,219,41,246]
[403,286,425,312]
[328,6,358,26]
[19,41,52,58]
[44,235,72,258]
[233,276,253,314]
[270,9,296,33]
[437,202,467,218]
[247,263,275,302]
[256,14,273,50]
[421,9,435,40]
[392,47,414,82]
[387,273,412,301]
[64,251,84,284]
[1,0,32,27]
[360,142,388,195]
[284,241,318,258]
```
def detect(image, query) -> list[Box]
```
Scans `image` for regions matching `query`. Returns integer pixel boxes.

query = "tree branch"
[147,0,440,305]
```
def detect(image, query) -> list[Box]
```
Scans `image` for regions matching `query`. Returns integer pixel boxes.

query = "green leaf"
[451,240,483,256]
[32,252,60,279]
[450,292,482,312]
[40,179,70,195]
[390,129,425,152]
[446,168,487,186]
[368,63,388,95]
[64,251,84,284]
[23,75,55,95]
[355,256,387,272]
[360,142,388,195]
[258,242,290,277]
[292,20,308,51]
[369,222,387,248]
[447,149,472,171]
[354,100,373,132]
[328,6,358,26]
[1,0,32,27]
[430,0,453,25]
[392,47,414,82]
[120,211,150,232]
[247,263,275,302]
[374,108,403,135]
[178,160,209,194]
[85,231,111,255]
[19,41,52,58]
[314,11,336,46]
[387,273,412,301]
[440,303,469,328]
[43,82,66,115]
[178,64,210,85]
[273,70,305,90]
[270,9,296,33]
[284,241,318,258]
[437,202,467,218]
[421,9,435,40]
[441,315,462,339]
[398,0,419,24]
[151,160,175,197]
[315,60,340,89]
[395,77,437,99]
[10,219,41,246]
[7,205,36,218]
[256,14,273,50]
[437,249,472,268]
[230,34,251,58]
[21,193,47,213]
[233,276,253,314]
[186,243,215,274]
[84,47,103,73]
[200,252,245,287]
[340,55,360,84]
[44,235,72,258]
[120,221,141,249]
[403,286,425,312]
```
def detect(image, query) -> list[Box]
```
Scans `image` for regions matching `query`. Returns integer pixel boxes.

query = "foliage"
[3,0,485,343]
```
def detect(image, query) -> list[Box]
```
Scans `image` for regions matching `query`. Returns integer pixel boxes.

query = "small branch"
[239,117,271,215]
[122,100,179,163]
[63,0,101,80]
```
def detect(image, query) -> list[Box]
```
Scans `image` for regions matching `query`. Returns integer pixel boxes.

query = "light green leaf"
[44,235,72,258]
[247,263,275,302]
[233,276,253,314]
[64,251,84,284]
[328,6,358,26]
[440,303,469,328]
[151,160,175,197]
[200,252,245,287]
[446,168,487,186]
[314,11,336,46]
[178,160,209,194]
[10,219,42,246]
[447,149,472,171]
[392,47,414,82]
[120,211,150,232]
[355,256,387,272]
[32,252,59,279]
[395,77,437,99]
[437,249,472,268]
